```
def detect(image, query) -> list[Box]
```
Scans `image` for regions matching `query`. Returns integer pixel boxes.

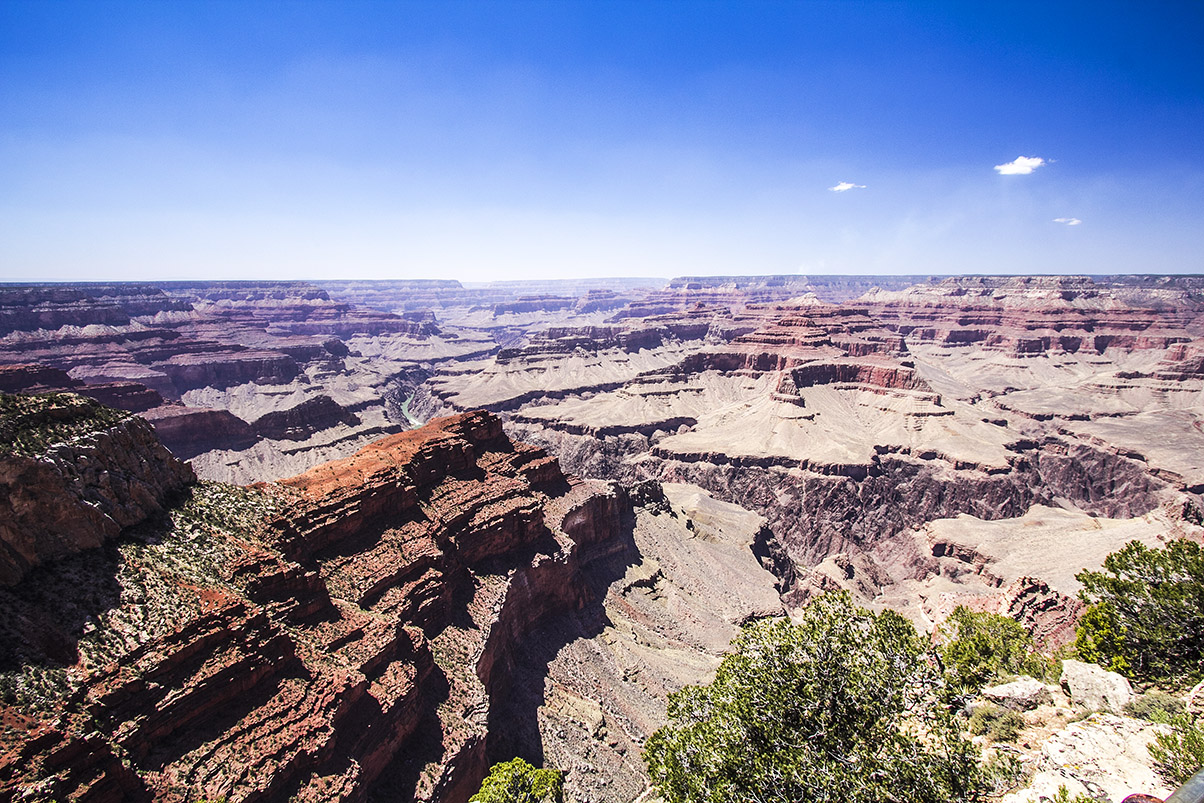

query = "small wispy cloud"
[1053,217,1082,226]
[829,181,866,192]
[994,156,1046,175]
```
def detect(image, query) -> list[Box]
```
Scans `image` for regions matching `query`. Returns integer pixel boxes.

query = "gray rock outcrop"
[1001,713,1170,803]
[983,677,1056,711]
[1061,659,1134,712]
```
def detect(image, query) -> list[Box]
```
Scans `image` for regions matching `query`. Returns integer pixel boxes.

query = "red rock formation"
[0,410,626,803]
[859,276,1197,356]
[0,393,195,586]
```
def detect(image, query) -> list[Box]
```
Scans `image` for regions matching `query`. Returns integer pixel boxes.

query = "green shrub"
[1074,601,1131,675]
[982,751,1024,793]
[1050,785,1097,803]
[1123,691,1185,721]
[938,606,1054,691]
[968,703,1024,743]
[1148,713,1204,786]
[470,758,564,803]
[644,592,991,803]
[1076,539,1204,682]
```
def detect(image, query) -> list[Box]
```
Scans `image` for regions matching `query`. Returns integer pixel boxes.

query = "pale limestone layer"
[918,505,1192,596]
[519,370,1014,469]
[655,384,1012,468]
[871,505,1199,633]
[1001,714,1172,803]
[429,342,706,412]
[515,374,770,432]
[1065,410,1204,489]
[345,329,498,363]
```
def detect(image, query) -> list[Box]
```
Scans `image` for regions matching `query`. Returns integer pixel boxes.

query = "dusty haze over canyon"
[2,274,1203,802]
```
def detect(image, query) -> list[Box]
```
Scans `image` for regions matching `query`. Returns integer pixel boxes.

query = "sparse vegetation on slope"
[967,703,1024,743]
[0,391,129,456]
[1148,713,1204,786]
[0,480,276,714]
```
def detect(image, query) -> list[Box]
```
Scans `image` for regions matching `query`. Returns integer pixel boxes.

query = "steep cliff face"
[0,392,194,586]
[492,281,1204,618]
[857,276,1199,357]
[0,408,628,803]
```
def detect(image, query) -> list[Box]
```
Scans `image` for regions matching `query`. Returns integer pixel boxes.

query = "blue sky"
[2,0,1202,281]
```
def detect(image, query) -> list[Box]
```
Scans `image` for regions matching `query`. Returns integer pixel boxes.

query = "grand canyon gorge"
[2,274,1202,802]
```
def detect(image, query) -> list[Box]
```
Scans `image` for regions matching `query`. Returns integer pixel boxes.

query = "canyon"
[2,274,1203,801]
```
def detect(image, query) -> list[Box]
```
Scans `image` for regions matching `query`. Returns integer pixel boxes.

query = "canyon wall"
[0,407,635,802]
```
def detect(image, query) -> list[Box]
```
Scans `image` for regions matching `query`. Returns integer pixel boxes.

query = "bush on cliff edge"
[470,758,564,803]
[937,606,1055,691]
[643,592,992,803]
[1075,538,1204,682]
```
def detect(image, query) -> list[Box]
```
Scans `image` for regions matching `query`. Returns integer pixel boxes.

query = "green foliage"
[1076,539,1204,682]
[1073,601,1131,675]
[0,391,129,457]
[938,606,1054,691]
[1123,691,1185,721]
[643,592,991,803]
[0,663,75,716]
[967,703,1024,742]
[469,758,564,803]
[1050,785,1097,803]
[981,751,1024,793]
[1148,713,1204,786]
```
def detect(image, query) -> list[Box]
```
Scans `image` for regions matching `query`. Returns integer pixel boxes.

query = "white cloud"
[829,181,866,192]
[994,156,1046,175]
[1053,217,1082,226]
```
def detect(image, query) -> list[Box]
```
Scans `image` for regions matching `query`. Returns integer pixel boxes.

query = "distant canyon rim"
[2,273,1203,802]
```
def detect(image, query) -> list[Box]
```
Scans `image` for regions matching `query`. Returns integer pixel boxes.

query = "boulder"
[983,677,1056,711]
[1061,659,1134,711]
[1001,713,1170,803]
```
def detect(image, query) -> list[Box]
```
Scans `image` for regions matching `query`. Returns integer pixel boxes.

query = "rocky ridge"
[0,392,194,586]
[0,397,784,803]
[0,408,632,802]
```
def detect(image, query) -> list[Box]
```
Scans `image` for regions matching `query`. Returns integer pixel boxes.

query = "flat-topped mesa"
[492,295,578,316]
[775,359,938,401]
[662,274,927,303]
[498,314,738,363]
[858,276,1197,356]
[732,304,908,357]
[677,303,930,398]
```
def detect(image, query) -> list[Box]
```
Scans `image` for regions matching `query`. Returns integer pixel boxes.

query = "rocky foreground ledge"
[0,404,628,802]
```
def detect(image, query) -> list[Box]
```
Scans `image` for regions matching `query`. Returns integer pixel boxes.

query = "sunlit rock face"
[4,274,1204,802]
[484,276,1204,622]
[0,410,632,802]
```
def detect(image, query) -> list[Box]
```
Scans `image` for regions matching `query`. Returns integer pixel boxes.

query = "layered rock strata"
[0,392,194,586]
[487,280,1204,619]
[0,409,628,803]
